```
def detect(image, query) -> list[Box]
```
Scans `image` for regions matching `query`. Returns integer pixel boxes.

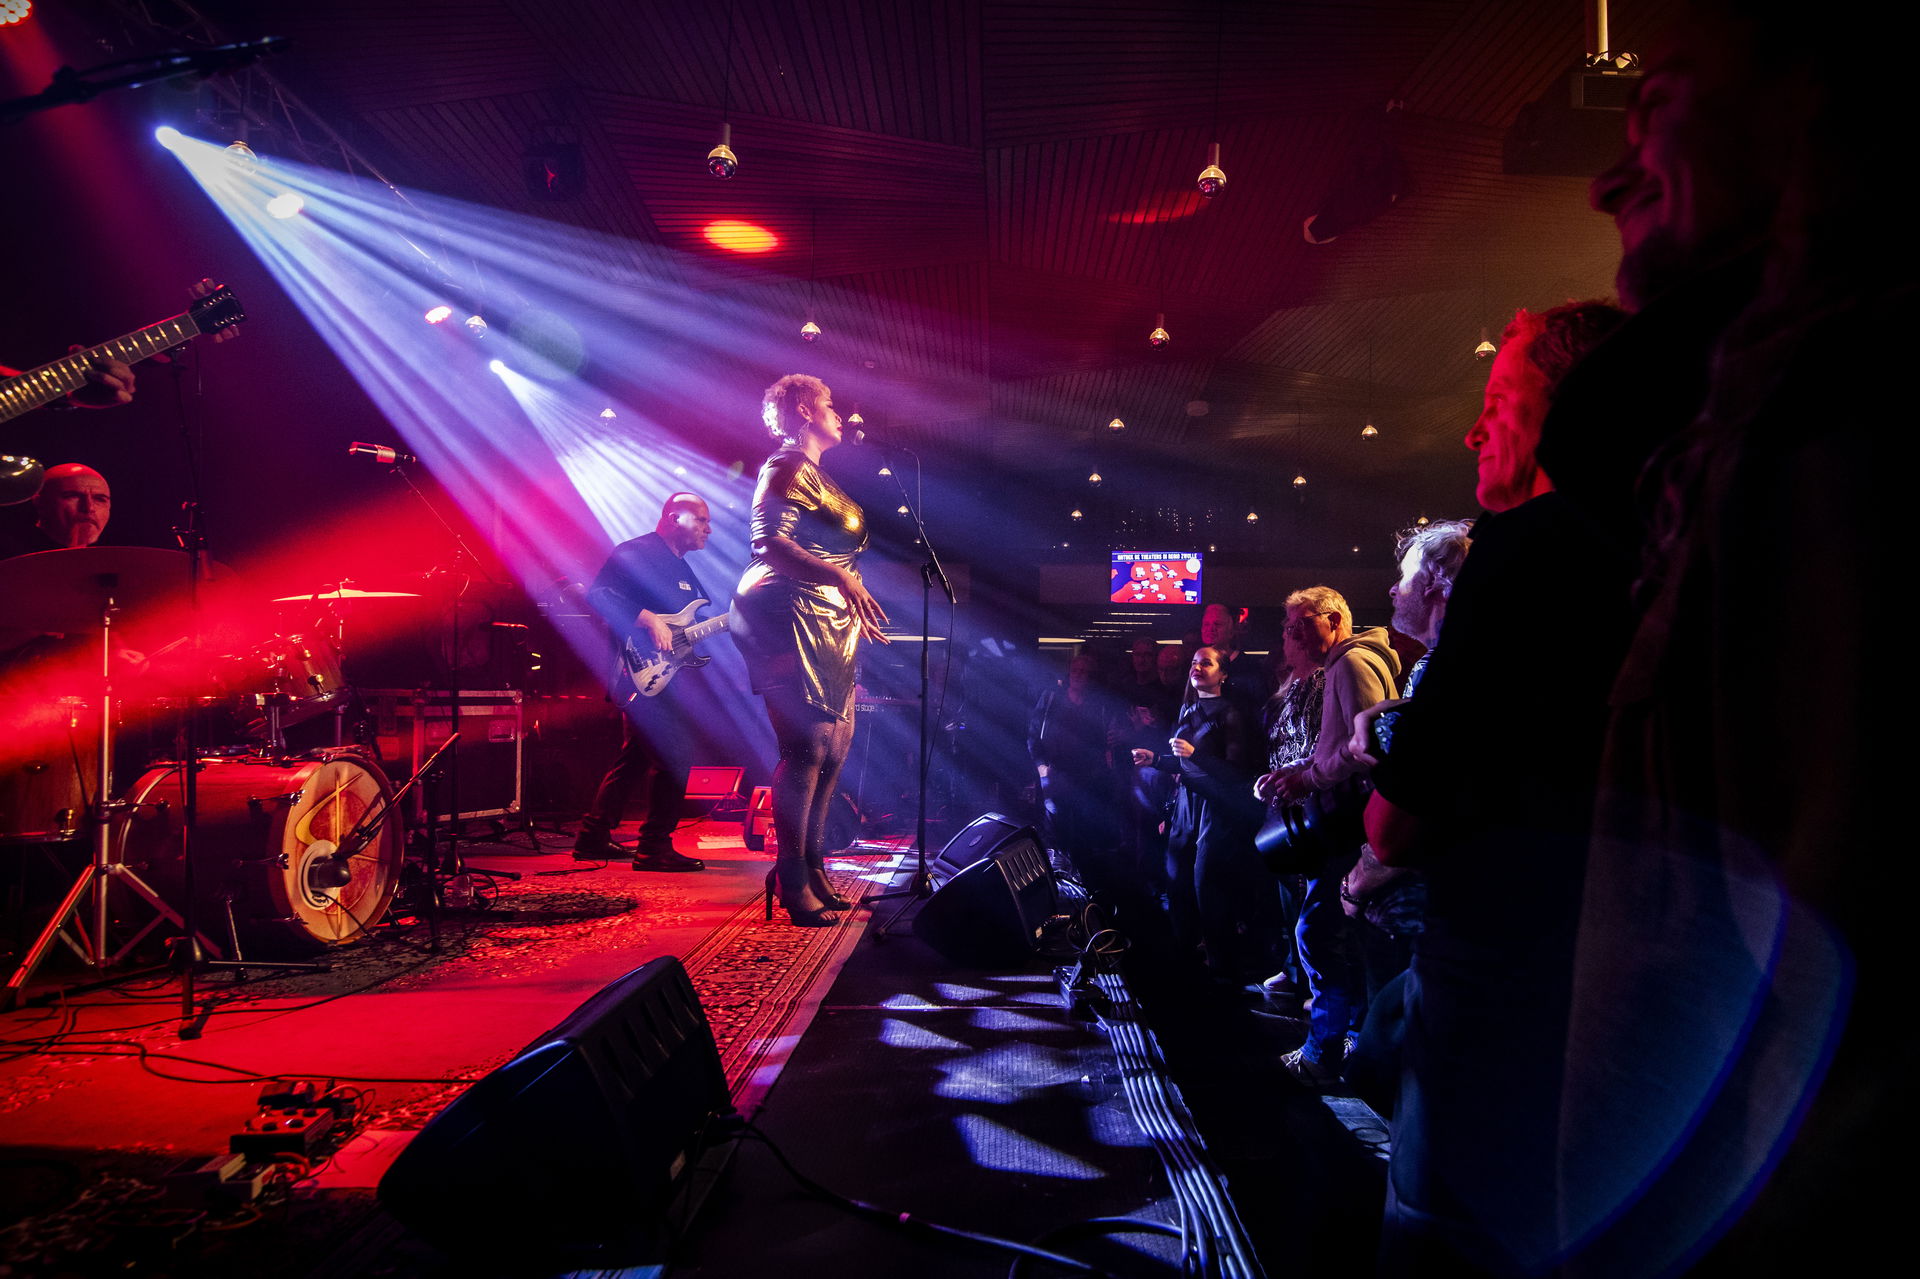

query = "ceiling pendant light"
[799,207,822,341]
[707,2,739,176]
[1070,508,1084,521]
[1107,417,1126,432]
[1245,508,1259,523]
[1291,473,1307,488]
[1088,470,1103,486]
[1474,327,1497,360]
[847,409,864,427]
[1148,313,1170,347]
[800,318,821,342]
[1415,514,1430,527]
[1362,334,1381,437]
[1197,142,1227,198]
[877,464,892,476]
[1361,423,1378,439]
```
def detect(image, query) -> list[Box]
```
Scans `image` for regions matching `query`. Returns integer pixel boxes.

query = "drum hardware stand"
[167,502,325,1038]
[868,447,956,940]
[3,590,210,1011]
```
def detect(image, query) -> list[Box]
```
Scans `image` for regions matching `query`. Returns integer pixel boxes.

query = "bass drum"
[118,750,404,955]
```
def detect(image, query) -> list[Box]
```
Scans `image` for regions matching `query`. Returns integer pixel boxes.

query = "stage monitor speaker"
[378,956,734,1268]
[929,811,1028,886]
[744,785,772,851]
[684,764,743,801]
[915,822,1058,968]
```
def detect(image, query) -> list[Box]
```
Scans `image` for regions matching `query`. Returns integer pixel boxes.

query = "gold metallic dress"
[732,447,870,720]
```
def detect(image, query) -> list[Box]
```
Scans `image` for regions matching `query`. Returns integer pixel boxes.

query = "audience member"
[1198,603,1272,704]
[1259,586,1398,1085]
[1028,652,1126,890]
[1249,620,1326,1008]
[1551,4,1907,1271]
[1364,301,1624,1276]
[1133,646,1267,984]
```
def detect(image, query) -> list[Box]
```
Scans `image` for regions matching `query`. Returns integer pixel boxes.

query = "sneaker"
[632,847,705,872]
[1280,1045,1343,1088]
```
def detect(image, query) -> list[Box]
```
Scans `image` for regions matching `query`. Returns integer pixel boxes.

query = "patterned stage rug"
[359,848,902,1131]
[682,851,902,1116]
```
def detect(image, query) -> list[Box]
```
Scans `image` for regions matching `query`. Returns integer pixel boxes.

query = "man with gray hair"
[1258,585,1399,1084]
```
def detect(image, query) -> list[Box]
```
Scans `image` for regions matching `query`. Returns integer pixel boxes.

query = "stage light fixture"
[1292,473,1307,488]
[487,359,508,375]
[707,123,738,178]
[423,304,453,325]
[1087,471,1102,486]
[1,1,33,27]
[1148,313,1170,347]
[799,318,822,342]
[153,125,182,149]
[1361,423,1378,438]
[1197,143,1227,198]
[1107,417,1125,433]
[266,192,305,219]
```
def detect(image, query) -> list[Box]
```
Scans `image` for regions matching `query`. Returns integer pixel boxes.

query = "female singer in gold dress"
[733,375,889,925]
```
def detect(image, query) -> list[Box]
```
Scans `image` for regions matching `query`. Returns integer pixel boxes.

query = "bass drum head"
[120,751,404,956]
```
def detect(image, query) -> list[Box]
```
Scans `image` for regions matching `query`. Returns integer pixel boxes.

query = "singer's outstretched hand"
[842,570,890,644]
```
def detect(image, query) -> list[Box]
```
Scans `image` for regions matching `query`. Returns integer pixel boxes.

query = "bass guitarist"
[574,492,715,871]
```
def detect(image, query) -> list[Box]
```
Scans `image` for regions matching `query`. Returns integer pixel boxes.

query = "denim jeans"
[1295,844,1364,1063]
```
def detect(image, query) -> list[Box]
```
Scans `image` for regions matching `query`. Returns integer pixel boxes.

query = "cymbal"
[0,546,195,632]
[271,587,422,602]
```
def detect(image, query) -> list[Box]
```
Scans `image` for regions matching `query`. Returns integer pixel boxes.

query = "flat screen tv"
[1110,550,1202,605]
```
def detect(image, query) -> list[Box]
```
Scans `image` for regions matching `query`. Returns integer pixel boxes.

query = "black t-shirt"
[587,531,709,635]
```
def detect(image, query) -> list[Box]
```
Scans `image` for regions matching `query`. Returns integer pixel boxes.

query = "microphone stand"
[384,462,519,891]
[868,445,954,939]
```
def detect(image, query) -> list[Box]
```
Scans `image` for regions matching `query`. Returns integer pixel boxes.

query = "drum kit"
[0,546,444,1007]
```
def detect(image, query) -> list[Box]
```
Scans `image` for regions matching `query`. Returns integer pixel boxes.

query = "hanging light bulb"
[224,140,259,176]
[848,410,864,427]
[896,503,910,515]
[599,407,616,420]
[1070,508,1084,521]
[1415,514,1430,526]
[1087,470,1103,486]
[1148,313,1170,347]
[707,122,738,177]
[1292,473,1307,488]
[877,465,892,476]
[1360,423,1379,439]
[1107,417,1125,432]
[1474,327,1497,360]
[1351,545,1362,554]
[1197,142,1227,198]
[1245,509,1259,523]
[800,318,822,342]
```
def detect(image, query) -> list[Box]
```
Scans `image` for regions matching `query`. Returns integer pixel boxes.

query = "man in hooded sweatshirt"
[1260,585,1399,1085]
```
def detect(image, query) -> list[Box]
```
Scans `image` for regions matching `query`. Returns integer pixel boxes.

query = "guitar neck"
[683,612,732,643]
[0,313,205,422]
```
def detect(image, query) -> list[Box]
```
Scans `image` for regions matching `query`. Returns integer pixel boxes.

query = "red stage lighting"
[702,220,777,254]
[0,1,33,27]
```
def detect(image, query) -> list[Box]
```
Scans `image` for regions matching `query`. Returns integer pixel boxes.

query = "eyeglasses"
[1283,612,1332,636]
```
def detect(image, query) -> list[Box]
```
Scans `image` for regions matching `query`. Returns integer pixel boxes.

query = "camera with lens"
[1256,780,1368,875]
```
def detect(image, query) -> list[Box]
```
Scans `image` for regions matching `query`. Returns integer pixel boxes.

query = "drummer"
[23,463,113,552]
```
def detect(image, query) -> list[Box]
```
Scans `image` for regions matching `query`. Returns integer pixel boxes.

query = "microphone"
[850,428,910,454]
[347,441,417,465]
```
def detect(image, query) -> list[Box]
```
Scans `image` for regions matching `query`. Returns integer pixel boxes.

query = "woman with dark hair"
[733,374,889,925]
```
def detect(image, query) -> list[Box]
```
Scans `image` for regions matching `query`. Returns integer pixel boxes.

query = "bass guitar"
[0,284,246,422]
[620,599,733,698]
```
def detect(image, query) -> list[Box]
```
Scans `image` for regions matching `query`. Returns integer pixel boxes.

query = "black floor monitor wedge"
[916,818,1058,967]
[378,956,734,1268]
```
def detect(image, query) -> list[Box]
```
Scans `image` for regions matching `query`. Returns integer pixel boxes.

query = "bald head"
[34,464,111,548]
[656,492,712,556]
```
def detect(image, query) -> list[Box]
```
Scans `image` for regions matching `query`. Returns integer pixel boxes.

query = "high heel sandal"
[808,865,852,911]
[765,868,841,927]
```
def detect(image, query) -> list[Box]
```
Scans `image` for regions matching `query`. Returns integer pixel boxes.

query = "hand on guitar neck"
[621,599,734,698]
[0,278,243,419]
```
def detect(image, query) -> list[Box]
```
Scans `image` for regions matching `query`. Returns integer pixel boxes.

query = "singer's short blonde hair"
[762,374,827,445]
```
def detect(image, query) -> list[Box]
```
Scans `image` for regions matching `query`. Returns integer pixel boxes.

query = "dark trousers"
[581,700,691,848]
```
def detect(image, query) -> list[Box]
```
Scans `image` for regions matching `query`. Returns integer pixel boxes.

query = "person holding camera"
[1255,587,1399,1086]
